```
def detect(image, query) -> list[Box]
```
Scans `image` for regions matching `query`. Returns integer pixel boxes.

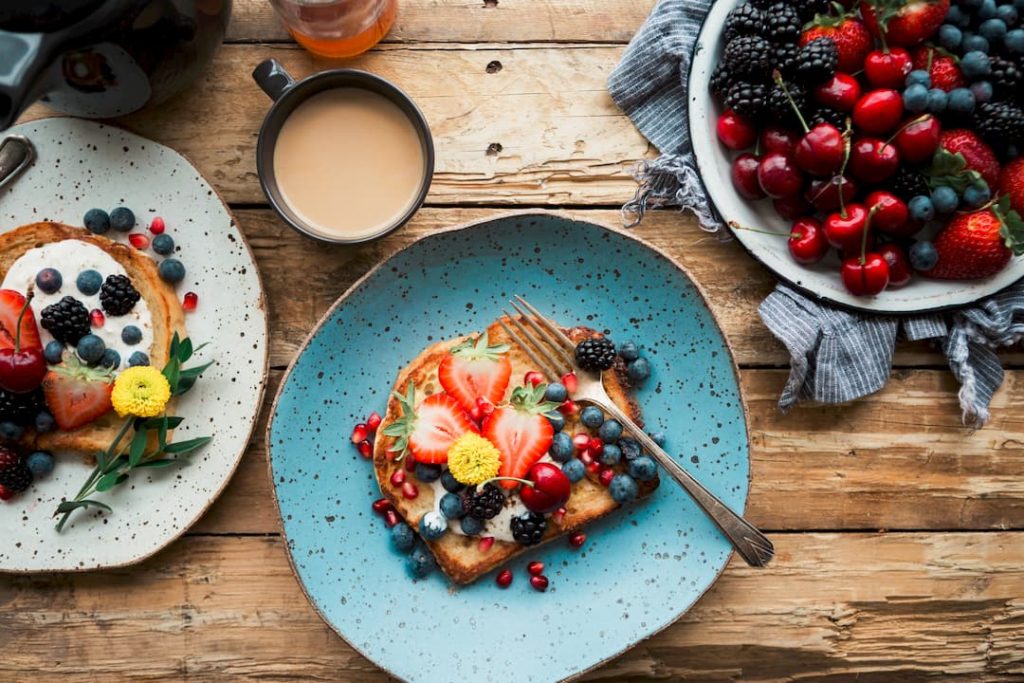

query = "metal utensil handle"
[600,401,775,567]
[0,135,35,192]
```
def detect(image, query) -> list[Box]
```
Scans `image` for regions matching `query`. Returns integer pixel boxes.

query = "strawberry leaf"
[995,197,1024,255]
[927,148,984,194]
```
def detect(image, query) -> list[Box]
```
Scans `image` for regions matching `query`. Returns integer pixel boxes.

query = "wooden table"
[4,1,1024,680]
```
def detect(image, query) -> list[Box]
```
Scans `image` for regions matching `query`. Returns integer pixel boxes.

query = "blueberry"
[960,51,992,79]
[947,87,976,113]
[649,431,667,447]
[627,357,651,382]
[997,4,1018,26]
[970,80,994,102]
[965,0,984,9]
[932,186,960,214]
[439,492,465,519]
[596,420,622,444]
[1016,0,1024,12]
[128,351,150,367]
[905,69,931,88]
[580,405,604,429]
[25,450,54,478]
[544,410,566,433]
[99,348,121,369]
[0,421,23,440]
[618,437,642,460]
[980,18,1007,40]
[84,208,110,234]
[1007,28,1024,52]
[961,33,991,53]
[414,462,442,483]
[459,515,484,536]
[158,258,186,284]
[76,333,105,363]
[419,510,448,541]
[440,469,465,493]
[902,83,930,113]
[406,544,437,578]
[35,268,62,294]
[927,88,949,113]
[562,458,586,483]
[599,443,622,466]
[151,233,175,256]
[909,241,939,272]
[617,340,640,361]
[109,206,135,232]
[628,455,658,482]
[390,522,416,552]
[609,473,639,503]
[946,5,965,24]
[909,195,936,222]
[549,431,574,462]
[43,340,64,364]
[938,23,963,50]
[980,0,998,19]
[34,410,55,433]
[543,381,567,403]
[76,269,103,295]
[963,182,991,208]
[121,325,143,345]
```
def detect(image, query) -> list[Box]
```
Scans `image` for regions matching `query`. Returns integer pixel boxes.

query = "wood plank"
[20,44,651,206]
[1,533,1021,681]
[228,0,657,44]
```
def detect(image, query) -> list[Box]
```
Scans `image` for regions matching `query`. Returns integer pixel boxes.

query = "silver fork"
[498,296,774,568]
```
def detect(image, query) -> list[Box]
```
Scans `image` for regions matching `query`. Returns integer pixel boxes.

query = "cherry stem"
[837,118,853,217]
[13,290,32,353]
[731,225,793,238]
[480,475,535,489]
[860,204,881,265]
[885,114,931,146]
[773,70,809,133]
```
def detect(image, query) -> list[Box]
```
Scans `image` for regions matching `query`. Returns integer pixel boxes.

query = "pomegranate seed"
[561,372,578,393]
[572,433,590,451]
[351,423,369,443]
[559,399,578,416]
[366,411,382,432]
[524,371,544,387]
[401,482,419,499]
[89,308,105,328]
[579,451,594,466]
[527,561,544,576]
[586,460,602,474]
[569,531,586,548]
[129,233,150,249]
[149,216,166,234]
[469,405,483,422]
[404,456,416,471]
[183,292,198,312]
[390,470,406,486]
[496,569,513,588]
[589,438,604,456]
[372,498,392,514]
[357,441,372,459]
[476,397,495,416]
[530,575,549,592]
[0,484,13,501]
[384,510,400,527]
[552,507,566,523]
[478,536,495,553]
[599,467,615,487]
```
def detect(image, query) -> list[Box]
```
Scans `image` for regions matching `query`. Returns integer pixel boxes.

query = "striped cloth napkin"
[608,0,1024,427]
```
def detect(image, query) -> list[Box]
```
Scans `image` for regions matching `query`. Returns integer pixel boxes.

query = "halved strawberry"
[483,384,559,489]
[438,332,512,414]
[0,290,41,350]
[381,383,478,464]
[41,358,114,431]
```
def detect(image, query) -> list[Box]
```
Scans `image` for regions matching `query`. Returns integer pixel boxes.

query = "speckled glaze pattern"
[0,118,268,572]
[267,213,749,683]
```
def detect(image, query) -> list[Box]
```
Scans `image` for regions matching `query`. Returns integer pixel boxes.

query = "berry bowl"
[688,0,1024,313]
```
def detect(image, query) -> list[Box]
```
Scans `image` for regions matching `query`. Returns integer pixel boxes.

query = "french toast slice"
[373,318,658,585]
[0,222,186,456]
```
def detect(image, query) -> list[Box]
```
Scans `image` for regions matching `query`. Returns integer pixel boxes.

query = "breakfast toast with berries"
[373,318,659,585]
[0,221,186,456]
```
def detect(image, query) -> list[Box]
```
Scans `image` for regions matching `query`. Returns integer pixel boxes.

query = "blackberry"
[748,0,774,9]
[763,3,802,43]
[40,296,90,345]
[888,167,930,202]
[99,274,141,316]
[574,337,616,372]
[466,483,504,520]
[709,63,735,99]
[794,38,838,85]
[787,0,831,21]
[975,101,1024,149]
[774,43,801,78]
[808,106,846,129]
[510,511,547,546]
[0,389,44,426]
[725,81,768,118]
[989,57,1023,102]
[766,80,807,125]
[723,35,772,79]
[723,4,763,44]
[0,460,32,494]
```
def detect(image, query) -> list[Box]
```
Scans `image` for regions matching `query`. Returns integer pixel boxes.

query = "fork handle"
[598,402,775,567]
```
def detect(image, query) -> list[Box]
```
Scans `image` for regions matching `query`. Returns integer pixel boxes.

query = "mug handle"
[252,59,296,101]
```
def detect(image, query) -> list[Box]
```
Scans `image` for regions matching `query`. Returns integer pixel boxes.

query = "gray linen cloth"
[608,0,1024,427]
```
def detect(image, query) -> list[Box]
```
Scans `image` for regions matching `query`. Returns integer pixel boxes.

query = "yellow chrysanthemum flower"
[111,366,172,418]
[446,432,501,485]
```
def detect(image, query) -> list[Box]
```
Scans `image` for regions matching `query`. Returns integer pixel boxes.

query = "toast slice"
[373,318,658,585]
[0,222,186,456]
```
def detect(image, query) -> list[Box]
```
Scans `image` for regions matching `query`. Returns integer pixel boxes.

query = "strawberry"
[482,384,559,490]
[860,0,949,46]
[939,130,1000,190]
[998,157,1024,215]
[801,16,872,73]
[0,290,41,350]
[41,358,114,431]
[437,332,512,415]
[381,383,478,464]
[929,197,1024,280]
[912,47,965,92]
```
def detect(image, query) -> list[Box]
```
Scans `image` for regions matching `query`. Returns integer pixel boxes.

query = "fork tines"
[497,297,576,382]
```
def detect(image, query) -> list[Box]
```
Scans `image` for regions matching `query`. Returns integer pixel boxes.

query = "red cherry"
[788,217,829,265]
[527,561,545,576]
[823,203,871,253]
[530,575,549,592]
[894,114,941,164]
[852,89,904,134]
[731,153,766,200]
[848,138,899,182]
[569,531,587,548]
[864,190,909,235]
[716,109,757,150]
[496,569,513,588]
[0,293,45,394]
[864,48,912,89]
[519,462,572,514]
[759,126,800,155]
[841,253,890,296]
[757,152,803,198]
[805,175,858,212]
[772,194,813,220]
[814,73,862,112]
[149,216,166,234]
[794,123,845,177]
[878,243,912,287]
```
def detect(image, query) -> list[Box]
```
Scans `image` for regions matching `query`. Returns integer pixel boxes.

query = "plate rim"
[264,209,752,682]
[0,117,271,574]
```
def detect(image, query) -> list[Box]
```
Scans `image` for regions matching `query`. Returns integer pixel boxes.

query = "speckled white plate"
[0,117,268,572]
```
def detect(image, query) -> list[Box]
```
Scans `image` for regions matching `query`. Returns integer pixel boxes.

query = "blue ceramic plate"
[267,212,749,682]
